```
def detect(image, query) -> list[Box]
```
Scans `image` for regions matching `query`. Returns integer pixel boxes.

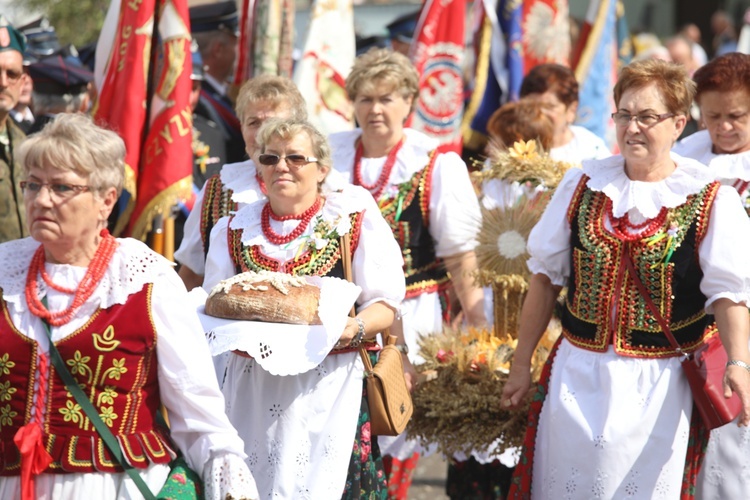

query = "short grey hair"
[31,91,87,115]
[256,118,332,173]
[16,113,125,195]
[235,74,308,124]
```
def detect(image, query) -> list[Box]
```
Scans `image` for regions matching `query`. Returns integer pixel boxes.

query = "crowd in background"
[3,2,750,500]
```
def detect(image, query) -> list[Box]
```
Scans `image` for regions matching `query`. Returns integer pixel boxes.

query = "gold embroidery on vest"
[93,325,120,352]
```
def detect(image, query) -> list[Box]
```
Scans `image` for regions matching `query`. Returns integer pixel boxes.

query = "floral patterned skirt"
[342,355,388,500]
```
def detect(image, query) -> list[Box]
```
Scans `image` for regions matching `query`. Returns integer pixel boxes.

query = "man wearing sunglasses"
[0,17,28,243]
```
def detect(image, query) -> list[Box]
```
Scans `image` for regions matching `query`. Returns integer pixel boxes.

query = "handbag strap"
[339,233,377,373]
[39,299,157,500]
[621,244,683,353]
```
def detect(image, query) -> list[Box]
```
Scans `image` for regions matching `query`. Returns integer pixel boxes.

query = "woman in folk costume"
[327,48,486,498]
[672,52,750,499]
[502,59,750,498]
[0,114,257,499]
[519,63,611,164]
[175,75,307,292]
[202,118,405,498]
[445,99,560,499]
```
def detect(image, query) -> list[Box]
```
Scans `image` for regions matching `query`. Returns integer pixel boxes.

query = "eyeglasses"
[20,181,92,200]
[257,153,318,168]
[0,68,23,84]
[611,112,675,127]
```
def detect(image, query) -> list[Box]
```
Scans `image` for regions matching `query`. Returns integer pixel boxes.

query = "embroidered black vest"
[561,176,719,358]
[377,151,449,299]
[200,175,237,259]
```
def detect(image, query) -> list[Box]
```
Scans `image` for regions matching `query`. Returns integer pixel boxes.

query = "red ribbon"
[14,422,53,500]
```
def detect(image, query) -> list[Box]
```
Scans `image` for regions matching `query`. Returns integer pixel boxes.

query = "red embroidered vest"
[0,284,174,474]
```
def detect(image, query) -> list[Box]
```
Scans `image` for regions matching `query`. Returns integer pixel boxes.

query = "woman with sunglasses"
[203,118,405,498]
[328,47,487,498]
[0,113,257,499]
[673,52,750,499]
[502,59,750,498]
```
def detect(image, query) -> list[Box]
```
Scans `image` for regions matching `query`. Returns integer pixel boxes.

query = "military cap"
[18,17,60,58]
[0,16,27,54]
[28,55,93,95]
[386,10,420,44]
[189,1,239,35]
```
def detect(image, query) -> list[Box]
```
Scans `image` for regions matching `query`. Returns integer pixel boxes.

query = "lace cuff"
[203,453,259,500]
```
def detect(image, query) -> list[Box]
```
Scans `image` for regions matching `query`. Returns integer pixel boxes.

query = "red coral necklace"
[26,229,118,326]
[353,137,404,199]
[606,199,667,241]
[261,197,322,245]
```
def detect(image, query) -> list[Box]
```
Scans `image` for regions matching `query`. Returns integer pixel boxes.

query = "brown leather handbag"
[340,233,413,436]
[623,248,741,430]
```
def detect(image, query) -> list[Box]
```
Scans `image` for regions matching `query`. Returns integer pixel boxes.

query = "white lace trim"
[328,127,438,186]
[583,153,715,218]
[0,237,173,311]
[220,160,264,205]
[229,186,370,249]
[203,452,259,500]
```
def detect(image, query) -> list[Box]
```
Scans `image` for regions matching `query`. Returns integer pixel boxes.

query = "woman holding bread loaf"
[328,47,486,496]
[203,118,406,498]
[0,114,258,499]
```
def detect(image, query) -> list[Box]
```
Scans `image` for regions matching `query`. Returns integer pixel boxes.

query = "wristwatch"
[394,344,409,355]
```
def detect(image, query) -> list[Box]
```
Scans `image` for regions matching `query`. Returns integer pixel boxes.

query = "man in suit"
[189,1,245,165]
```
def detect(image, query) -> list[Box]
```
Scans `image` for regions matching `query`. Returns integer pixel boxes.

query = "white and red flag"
[408,0,467,155]
[293,0,355,135]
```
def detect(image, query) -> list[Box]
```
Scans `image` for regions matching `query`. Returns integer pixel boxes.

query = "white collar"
[229,185,373,250]
[674,129,750,182]
[329,128,439,186]
[0,237,173,311]
[220,160,263,205]
[583,152,715,218]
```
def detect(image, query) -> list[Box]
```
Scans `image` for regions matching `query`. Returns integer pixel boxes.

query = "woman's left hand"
[725,364,750,426]
[335,317,359,349]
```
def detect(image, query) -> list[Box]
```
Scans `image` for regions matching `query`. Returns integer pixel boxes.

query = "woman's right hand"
[501,362,532,410]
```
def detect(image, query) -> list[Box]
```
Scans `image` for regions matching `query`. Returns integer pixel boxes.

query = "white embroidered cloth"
[190,276,361,376]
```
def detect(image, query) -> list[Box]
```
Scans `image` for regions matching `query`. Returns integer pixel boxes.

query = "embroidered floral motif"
[0,403,17,428]
[99,406,118,426]
[97,386,118,406]
[0,353,15,375]
[0,380,16,402]
[67,350,93,381]
[102,358,127,381]
[59,400,83,424]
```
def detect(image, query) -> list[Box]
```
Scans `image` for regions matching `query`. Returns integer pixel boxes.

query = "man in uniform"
[25,54,93,135]
[0,18,28,243]
[189,1,245,165]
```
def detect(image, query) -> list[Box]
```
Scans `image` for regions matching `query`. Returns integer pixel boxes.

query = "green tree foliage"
[24,0,109,48]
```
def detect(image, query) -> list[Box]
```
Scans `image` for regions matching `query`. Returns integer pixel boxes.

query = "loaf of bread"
[205,271,322,325]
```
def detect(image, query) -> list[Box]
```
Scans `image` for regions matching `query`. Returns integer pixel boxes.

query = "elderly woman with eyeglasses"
[0,113,258,499]
[202,118,405,499]
[501,59,750,498]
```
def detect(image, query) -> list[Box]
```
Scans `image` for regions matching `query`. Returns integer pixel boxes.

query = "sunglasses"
[257,153,318,168]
